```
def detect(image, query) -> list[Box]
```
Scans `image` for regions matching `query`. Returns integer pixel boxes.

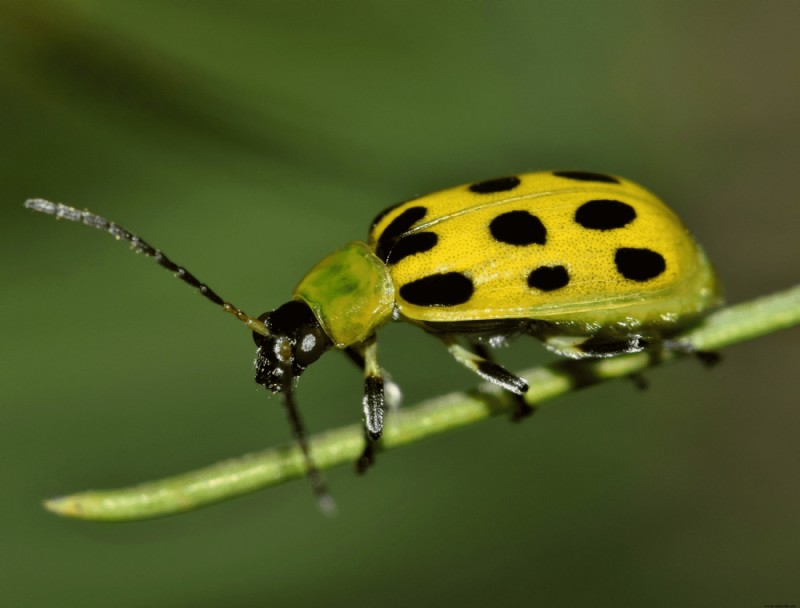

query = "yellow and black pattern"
[368,170,718,326]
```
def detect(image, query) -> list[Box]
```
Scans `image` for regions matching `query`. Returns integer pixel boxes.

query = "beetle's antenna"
[25,199,268,336]
[280,376,337,516]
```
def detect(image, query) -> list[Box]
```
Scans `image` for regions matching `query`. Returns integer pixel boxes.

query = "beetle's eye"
[300,333,317,353]
[295,326,329,368]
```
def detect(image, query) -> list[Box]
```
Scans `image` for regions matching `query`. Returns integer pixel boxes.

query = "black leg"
[443,336,533,420]
[344,346,365,369]
[275,370,336,515]
[355,427,378,474]
[471,340,535,421]
[353,337,385,474]
[443,336,528,394]
[663,339,722,367]
[345,344,401,409]
[628,372,650,391]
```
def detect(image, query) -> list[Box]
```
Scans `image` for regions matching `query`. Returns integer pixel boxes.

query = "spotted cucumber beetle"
[26,170,721,512]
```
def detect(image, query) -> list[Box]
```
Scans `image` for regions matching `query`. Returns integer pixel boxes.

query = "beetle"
[26,169,721,511]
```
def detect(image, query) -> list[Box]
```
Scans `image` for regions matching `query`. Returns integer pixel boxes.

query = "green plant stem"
[45,285,800,521]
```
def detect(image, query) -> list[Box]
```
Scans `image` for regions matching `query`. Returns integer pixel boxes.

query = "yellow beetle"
[26,169,721,511]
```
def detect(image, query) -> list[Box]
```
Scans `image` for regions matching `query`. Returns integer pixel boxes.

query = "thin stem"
[44,285,800,521]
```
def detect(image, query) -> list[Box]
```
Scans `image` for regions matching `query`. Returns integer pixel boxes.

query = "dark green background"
[2,2,798,606]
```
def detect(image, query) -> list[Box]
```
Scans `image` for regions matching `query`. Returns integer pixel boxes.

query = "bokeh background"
[2,2,799,606]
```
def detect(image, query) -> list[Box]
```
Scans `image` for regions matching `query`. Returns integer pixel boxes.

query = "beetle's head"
[252,300,331,393]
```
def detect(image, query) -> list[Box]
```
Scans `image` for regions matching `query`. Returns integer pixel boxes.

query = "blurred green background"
[2,2,798,606]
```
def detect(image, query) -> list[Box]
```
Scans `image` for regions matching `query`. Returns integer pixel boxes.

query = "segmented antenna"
[24,199,268,336]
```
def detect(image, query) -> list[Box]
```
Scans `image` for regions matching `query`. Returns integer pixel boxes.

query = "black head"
[253,300,332,393]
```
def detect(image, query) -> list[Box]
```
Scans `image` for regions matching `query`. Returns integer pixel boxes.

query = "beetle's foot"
[355,440,377,474]
[695,350,722,367]
[510,395,535,422]
[629,372,649,391]
[664,339,722,368]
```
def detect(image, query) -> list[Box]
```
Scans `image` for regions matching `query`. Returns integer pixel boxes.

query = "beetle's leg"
[279,377,336,515]
[663,339,722,367]
[443,336,528,394]
[465,339,534,421]
[343,345,365,368]
[628,372,650,391]
[566,334,659,390]
[344,346,401,411]
[442,336,531,418]
[626,339,719,390]
[353,336,385,474]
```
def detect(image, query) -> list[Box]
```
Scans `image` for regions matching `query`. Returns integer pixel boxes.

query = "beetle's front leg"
[349,336,385,474]
[344,345,401,411]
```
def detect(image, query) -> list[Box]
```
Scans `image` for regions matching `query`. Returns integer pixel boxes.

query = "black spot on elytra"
[375,206,427,261]
[399,272,474,307]
[489,210,546,246]
[614,248,666,282]
[468,176,521,194]
[385,232,438,265]
[370,201,404,232]
[527,265,570,291]
[552,170,620,184]
[575,199,637,230]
